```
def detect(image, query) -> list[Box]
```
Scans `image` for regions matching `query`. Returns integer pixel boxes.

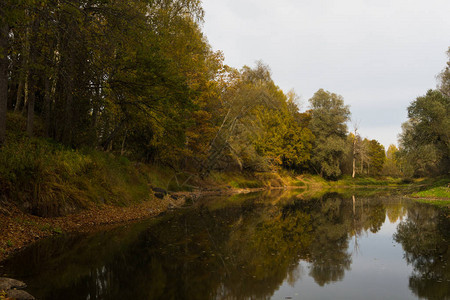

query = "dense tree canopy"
[1,1,447,180]
[0,1,320,176]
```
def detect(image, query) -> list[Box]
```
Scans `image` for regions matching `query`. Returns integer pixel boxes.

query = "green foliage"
[199,62,314,173]
[2,0,425,209]
[398,89,450,176]
[308,89,350,179]
[383,144,402,176]
[437,47,450,97]
[367,139,385,175]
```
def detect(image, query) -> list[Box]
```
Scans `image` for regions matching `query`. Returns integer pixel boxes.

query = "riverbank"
[0,194,182,262]
[0,129,295,262]
[1,174,448,263]
[1,129,448,263]
[0,179,293,263]
[405,177,450,207]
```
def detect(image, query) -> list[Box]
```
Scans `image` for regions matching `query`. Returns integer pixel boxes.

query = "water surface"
[1,190,449,299]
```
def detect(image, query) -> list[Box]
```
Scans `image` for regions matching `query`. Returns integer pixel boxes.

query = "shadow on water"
[1,189,448,299]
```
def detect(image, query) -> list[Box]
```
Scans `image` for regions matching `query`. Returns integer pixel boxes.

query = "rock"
[152,187,168,195]
[6,289,35,300]
[154,192,165,199]
[152,187,168,199]
[0,278,26,290]
[0,278,35,300]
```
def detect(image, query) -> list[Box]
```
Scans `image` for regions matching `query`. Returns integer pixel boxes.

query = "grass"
[207,170,301,189]
[412,187,449,199]
[331,175,403,187]
[409,176,450,203]
[0,136,154,216]
[0,113,154,217]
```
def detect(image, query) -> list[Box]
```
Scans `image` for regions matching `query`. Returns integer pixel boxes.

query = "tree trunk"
[26,76,35,136]
[102,119,126,150]
[14,79,24,112]
[21,25,31,115]
[22,72,29,114]
[0,23,9,147]
[42,76,51,136]
[121,129,127,156]
[62,79,73,144]
[26,17,40,137]
[352,138,356,178]
[352,126,358,178]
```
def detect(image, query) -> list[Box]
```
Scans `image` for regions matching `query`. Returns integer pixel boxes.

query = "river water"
[1,189,449,299]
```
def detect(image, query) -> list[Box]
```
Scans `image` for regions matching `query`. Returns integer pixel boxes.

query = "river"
[1,189,449,299]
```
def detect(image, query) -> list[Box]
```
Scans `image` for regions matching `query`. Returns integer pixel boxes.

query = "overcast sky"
[201,0,450,148]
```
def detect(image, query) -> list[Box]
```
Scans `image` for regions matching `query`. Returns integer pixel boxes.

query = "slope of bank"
[405,177,450,207]
[0,127,298,261]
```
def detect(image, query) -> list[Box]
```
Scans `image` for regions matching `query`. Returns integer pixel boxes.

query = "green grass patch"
[406,176,450,208]
[332,175,403,186]
[296,174,329,189]
[411,187,450,199]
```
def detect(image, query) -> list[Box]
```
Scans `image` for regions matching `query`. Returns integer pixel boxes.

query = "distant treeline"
[0,1,448,179]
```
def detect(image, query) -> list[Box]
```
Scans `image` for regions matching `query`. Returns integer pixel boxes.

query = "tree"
[398,89,449,176]
[0,0,23,145]
[0,20,7,146]
[437,47,450,98]
[382,144,401,176]
[350,123,360,178]
[198,62,314,174]
[308,89,350,179]
[367,139,385,175]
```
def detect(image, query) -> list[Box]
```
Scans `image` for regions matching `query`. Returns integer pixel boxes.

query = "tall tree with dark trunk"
[0,22,8,146]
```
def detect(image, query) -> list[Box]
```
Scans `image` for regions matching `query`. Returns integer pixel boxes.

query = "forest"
[0,0,449,212]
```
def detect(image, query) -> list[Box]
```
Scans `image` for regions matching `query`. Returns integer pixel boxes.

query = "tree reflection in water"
[0,192,447,300]
[394,202,450,300]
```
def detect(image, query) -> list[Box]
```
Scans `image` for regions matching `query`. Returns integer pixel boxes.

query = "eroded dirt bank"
[0,187,268,263]
[0,196,185,263]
